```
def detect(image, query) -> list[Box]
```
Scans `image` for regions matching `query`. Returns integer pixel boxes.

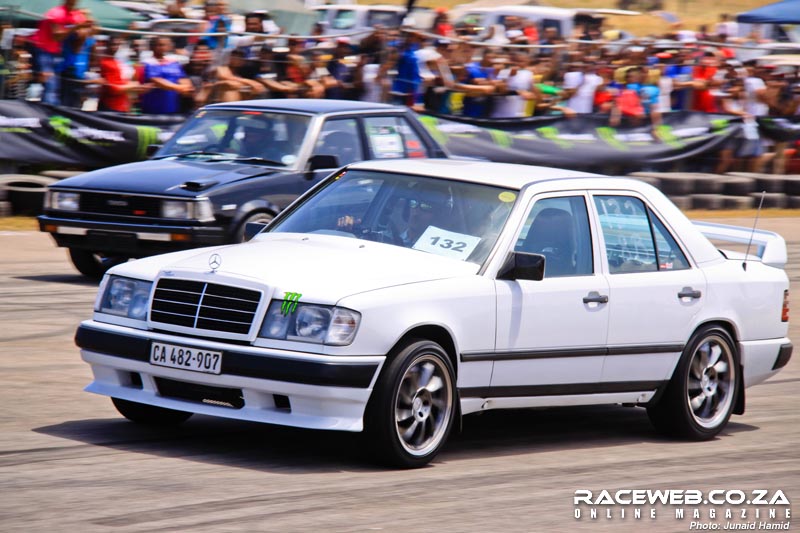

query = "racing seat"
[521,208,576,278]
[318,131,358,166]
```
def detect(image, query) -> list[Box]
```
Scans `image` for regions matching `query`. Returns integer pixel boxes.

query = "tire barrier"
[0,175,58,216]
[626,172,800,210]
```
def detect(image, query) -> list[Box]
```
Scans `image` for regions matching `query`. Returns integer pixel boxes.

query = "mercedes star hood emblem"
[208,253,222,273]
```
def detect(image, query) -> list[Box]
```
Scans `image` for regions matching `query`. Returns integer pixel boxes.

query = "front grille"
[79,192,161,217]
[154,377,244,409]
[150,279,261,335]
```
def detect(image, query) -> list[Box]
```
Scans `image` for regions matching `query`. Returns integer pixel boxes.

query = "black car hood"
[53,159,278,197]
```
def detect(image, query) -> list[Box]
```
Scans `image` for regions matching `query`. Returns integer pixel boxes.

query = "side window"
[594,195,660,274]
[364,116,430,159]
[649,209,690,271]
[313,118,363,166]
[367,11,401,27]
[515,196,593,278]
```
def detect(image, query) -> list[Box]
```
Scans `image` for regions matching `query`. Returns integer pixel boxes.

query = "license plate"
[150,342,222,375]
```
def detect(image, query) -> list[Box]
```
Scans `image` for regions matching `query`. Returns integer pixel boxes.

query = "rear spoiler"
[693,221,787,268]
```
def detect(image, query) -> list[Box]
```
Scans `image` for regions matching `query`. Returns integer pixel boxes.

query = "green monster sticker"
[536,126,572,150]
[653,124,684,149]
[49,115,72,144]
[281,292,302,315]
[417,115,448,146]
[488,128,513,148]
[596,127,628,151]
[135,125,160,158]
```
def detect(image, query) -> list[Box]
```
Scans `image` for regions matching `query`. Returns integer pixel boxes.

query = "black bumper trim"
[459,381,666,399]
[773,343,793,371]
[39,215,227,256]
[75,325,378,389]
[461,344,684,362]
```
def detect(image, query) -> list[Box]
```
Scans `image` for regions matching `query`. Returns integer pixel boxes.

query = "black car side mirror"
[244,222,268,241]
[146,144,162,158]
[496,252,545,281]
[307,154,340,171]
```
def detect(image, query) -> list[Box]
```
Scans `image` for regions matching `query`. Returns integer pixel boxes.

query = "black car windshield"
[158,109,312,166]
[270,169,519,265]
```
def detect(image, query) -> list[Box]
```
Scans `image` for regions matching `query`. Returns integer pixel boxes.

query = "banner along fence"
[3,100,800,171]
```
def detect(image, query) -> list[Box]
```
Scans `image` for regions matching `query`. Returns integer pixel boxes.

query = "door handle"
[678,287,702,300]
[583,291,609,304]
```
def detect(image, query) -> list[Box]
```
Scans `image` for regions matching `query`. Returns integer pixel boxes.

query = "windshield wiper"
[230,156,286,166]
[154,150,232,160]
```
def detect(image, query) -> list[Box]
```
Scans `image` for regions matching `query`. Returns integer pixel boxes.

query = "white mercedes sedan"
[76,160,792,468]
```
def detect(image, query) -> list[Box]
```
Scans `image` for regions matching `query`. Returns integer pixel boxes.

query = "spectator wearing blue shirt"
[137,37,192,114]
[390,33,422,107]
[664,50,694,110]
[463,48,497,118]
[59,11,95,108]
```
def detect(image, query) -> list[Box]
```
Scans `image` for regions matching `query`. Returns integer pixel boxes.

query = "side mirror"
[307,154,340,171]
[244,222,268,241]
[496,252,545,281]
[146,144,162,157]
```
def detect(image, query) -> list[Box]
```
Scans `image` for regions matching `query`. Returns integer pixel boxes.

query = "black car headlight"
[259,300,360,346]
[49,191,80,211]
[161,199,214,221]
[97,276,152,320]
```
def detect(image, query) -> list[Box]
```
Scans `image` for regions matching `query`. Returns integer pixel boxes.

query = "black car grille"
[150,279,262,335]
[79,192,161,217]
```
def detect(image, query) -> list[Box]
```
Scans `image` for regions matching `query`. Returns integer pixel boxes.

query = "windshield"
[158,109,312,166]
[270,170,518,265]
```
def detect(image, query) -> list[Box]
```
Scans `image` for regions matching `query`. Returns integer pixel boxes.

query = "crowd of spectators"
[2,0,800,172]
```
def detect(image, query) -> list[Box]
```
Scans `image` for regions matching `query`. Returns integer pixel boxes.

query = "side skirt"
[459,382,665,415]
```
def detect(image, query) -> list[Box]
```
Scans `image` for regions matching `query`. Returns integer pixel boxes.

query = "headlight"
[259,300,360,346]
[97,276,152,320]
[161,199,214,221]
[51,191,80,211]
[162,200,191,219]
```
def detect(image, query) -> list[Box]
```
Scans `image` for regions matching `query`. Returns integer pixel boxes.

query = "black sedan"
[39,99,448,278]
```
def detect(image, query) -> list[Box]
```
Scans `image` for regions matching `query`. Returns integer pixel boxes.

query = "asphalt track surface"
[1,219,798,533]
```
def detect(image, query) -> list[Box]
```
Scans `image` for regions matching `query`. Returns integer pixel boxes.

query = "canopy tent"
[227,0,316,35]
[737,0,800,24]
[0,0,144,29]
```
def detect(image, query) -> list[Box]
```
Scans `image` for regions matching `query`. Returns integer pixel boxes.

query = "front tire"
[68,248,126,280]
[647,325,739,440]
[112,398,193,426]
[365,339,456,468]
[235,211,274,242]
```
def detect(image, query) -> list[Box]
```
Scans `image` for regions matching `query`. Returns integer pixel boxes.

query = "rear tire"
[365,339,456,468]
[111,398,193,426]
[647,325,739,440]
[68,248,126,280]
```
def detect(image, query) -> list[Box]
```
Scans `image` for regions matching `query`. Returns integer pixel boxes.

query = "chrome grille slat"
[150,279,261,335]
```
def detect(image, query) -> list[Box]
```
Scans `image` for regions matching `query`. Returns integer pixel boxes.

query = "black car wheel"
[647,325,739,440]
[112,398,193,426]
[235,212,275,242]
[68,248,127,280]
[366,339,456,468]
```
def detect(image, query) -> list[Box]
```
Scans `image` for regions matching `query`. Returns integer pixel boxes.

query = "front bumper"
[39,215,228,257]
[76,321,385,431]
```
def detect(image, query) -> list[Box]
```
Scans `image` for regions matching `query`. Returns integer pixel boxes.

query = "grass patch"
[0,217,38,231]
